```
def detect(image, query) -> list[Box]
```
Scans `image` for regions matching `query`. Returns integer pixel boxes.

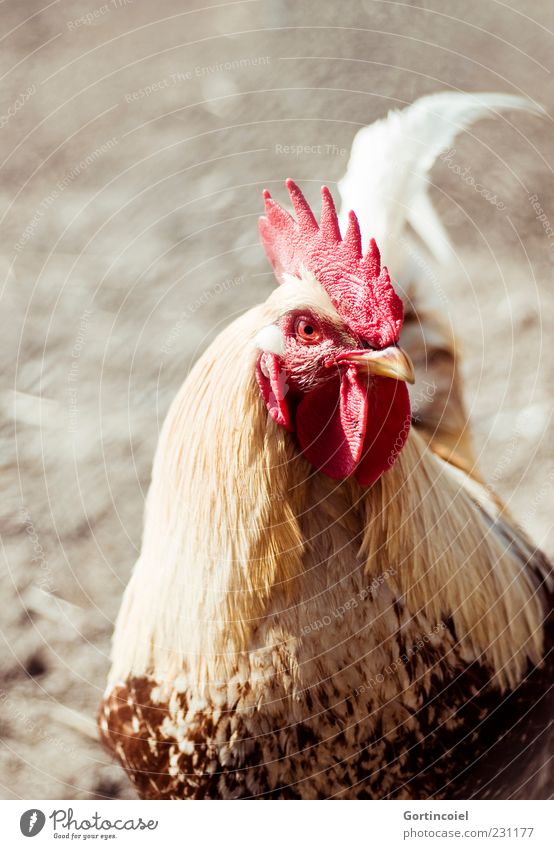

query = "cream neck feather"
[109,305,543,693]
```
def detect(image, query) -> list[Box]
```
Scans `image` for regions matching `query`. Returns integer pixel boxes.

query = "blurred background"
[0,0,553,799]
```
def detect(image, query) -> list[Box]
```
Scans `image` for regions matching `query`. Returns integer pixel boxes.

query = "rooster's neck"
[108,309,543,697]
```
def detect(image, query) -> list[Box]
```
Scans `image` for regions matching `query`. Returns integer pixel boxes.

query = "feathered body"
[99,93,553,799]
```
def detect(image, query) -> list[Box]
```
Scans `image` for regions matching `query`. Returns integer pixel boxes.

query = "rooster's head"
[255,179,414,486]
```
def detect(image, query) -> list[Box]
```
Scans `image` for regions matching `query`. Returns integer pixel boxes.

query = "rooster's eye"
[295,318,322,344]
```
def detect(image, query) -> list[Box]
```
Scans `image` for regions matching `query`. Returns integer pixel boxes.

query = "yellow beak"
[344,345,415,385]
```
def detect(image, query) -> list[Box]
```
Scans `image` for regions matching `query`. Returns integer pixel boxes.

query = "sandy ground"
[0,0,553,800]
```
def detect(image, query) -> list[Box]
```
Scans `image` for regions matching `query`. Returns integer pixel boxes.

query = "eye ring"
[295,317,322,344]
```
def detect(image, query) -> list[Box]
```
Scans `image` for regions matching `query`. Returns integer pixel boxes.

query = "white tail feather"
[338,92,543,275]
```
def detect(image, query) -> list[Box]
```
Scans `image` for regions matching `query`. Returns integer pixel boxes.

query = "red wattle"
[295,373,410,485]
[354,378,411,486]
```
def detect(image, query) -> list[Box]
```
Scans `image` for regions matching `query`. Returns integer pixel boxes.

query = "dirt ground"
[0,0,553,800]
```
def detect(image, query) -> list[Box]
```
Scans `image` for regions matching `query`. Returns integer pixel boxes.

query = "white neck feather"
[108,307,543,694]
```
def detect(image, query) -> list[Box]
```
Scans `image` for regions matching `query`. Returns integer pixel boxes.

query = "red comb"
[259,179,403,348]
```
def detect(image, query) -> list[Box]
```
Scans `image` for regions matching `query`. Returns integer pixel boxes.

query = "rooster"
[99,92,553,800]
